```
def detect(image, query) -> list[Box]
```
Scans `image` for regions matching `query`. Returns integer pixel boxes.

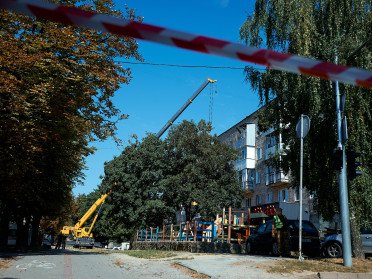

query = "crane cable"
[208,82,217,126]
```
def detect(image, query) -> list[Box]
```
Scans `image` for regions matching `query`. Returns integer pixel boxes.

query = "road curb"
[173,262,211,278]
[318,272,372,279]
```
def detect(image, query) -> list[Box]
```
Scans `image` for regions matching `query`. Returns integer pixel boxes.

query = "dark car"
[246,219,321,257]
[322,227,372,258]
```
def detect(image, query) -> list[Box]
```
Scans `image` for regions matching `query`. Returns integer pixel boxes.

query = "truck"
[61,190,111,248]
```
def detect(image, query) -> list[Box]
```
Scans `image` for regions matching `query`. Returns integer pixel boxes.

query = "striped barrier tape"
[0,0,371,89]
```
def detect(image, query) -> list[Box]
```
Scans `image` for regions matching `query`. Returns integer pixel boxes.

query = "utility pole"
[335,71,352,267]
[335,37,371,267]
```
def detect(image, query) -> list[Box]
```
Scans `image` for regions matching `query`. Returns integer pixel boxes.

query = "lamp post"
[334,67,352,267]
[335,36,371,267]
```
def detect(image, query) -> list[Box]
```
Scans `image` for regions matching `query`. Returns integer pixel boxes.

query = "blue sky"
[73,1,262,195]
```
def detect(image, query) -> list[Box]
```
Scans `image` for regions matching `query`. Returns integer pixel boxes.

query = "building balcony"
[243,181,254,191]
[242,181,254,197]
[265,171,289,188]
[234,158,255,171]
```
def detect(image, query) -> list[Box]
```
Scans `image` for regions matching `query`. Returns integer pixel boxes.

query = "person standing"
[272,207,288,256]
[55,233,62,249]
[61,235,66,249]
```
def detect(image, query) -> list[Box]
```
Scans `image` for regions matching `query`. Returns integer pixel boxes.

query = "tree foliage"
[0,0,141,248]
[160,120,242,221]
[240,0,372,240]
[99,134,171,241]
[99,120,241,242]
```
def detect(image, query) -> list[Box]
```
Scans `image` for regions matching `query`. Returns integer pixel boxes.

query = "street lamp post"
[335,37,370,267]
[335,70,352,267]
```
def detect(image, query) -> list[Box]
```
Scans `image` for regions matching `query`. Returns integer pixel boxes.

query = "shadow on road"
[0,247,106,258]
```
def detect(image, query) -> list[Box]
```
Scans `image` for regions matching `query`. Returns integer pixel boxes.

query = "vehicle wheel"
[325,242,342,258]
[246,241,252,254]
[272,242,279,256]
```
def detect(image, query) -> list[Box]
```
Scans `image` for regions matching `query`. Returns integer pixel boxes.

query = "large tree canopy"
[240,0,372,255]
[99,120,241,242]
[0,0,141,248]
[160,120,242,221]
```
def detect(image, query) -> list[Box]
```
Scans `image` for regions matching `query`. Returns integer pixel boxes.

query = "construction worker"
[272,207,288,256]
[55,233,63,249]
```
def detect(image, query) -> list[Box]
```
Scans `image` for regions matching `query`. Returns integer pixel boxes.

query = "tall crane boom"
[61,190,111,247]
[156,78,216,138]
[73,191,111,231]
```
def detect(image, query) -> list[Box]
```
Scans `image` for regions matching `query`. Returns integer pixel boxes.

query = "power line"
[116,60,267,71]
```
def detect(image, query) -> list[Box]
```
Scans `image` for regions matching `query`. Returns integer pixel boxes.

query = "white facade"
[218,109,312,218]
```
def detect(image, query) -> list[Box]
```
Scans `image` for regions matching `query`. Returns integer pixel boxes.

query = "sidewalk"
[176,253,314,279]
[175,254,372,279]
[318,272,372,279]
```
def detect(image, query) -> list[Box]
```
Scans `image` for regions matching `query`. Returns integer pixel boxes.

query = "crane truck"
[61,190,111,248]
[60,79,215,247]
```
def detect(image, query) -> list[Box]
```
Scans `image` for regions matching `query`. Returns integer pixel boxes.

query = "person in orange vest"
[272,207,288,256]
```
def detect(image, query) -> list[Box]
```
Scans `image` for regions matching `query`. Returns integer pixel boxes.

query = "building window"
[266,166,275,185]
[256,147,262,160]
[294,188,300,201]
[266,135,277,149]
[255,195,261,205]
[239,170,243,189]
[241,148,246,159]
[247,170,255,190]
[245,198,251,208]
[267,192,273,203]
[256,172,261,184]
[279,189,288,202]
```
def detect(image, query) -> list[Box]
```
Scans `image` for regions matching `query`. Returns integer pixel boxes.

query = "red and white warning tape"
[1,0,371,89]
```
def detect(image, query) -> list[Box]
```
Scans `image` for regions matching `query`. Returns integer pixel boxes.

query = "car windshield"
[361,228,372,234]
[289,220,318,234]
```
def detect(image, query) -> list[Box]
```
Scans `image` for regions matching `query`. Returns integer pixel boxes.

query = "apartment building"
[218,109,313,220]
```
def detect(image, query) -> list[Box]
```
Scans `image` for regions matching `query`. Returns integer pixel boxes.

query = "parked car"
[41,234,53,249]
[245,219,321,257]
[322,227,372,258]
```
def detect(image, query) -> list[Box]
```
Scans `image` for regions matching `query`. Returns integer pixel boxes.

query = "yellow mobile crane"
[60,79,215,247]
[61,190,111,248]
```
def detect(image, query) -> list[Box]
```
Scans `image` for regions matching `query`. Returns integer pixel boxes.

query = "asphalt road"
[0,248,318,279]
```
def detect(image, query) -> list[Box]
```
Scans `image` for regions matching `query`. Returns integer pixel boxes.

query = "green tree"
[0,0,141,249]
[100,120,241,242]
[100,134,171,241]
[161,120,241,221]
[240,0,372,256]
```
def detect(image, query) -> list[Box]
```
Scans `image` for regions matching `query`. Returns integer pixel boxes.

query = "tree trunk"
[350,212,364,259]
[16,217,28,251]
[0,213,10,250]
[30,215,41,248]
